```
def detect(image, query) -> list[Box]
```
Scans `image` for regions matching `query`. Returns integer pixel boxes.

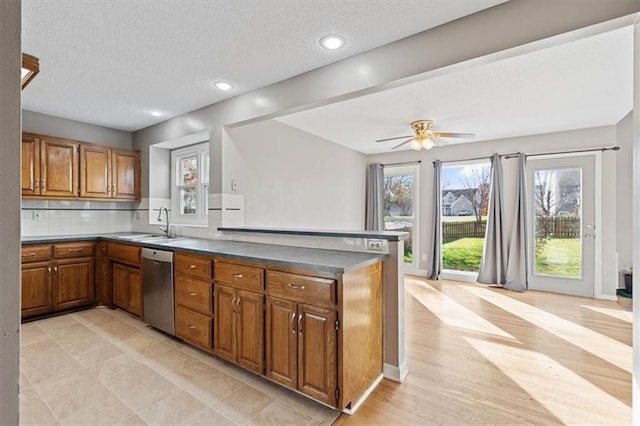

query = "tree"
[459,164,490,222]
[384,175,413,216]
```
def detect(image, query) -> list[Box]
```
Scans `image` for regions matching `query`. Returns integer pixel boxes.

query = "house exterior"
[442,189,478,216]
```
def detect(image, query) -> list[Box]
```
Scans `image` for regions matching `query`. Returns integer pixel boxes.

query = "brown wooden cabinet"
[112,262,141,316]
[266,296,337,406]
[22,133,78,198]
[22,131,140,201]
[213,259,265,374]
[21,242,95,319]
[80,145,140,200]
[174,252,214,350]
[95,241,111,305]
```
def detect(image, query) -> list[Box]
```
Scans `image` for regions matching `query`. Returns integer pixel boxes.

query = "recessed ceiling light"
[319,34,345,50]
[214,81,234,91]
[150,111,162,117]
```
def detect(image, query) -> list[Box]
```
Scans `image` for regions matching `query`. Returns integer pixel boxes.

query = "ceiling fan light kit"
[376,119,475,151]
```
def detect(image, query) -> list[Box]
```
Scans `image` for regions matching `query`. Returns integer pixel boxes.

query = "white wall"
[0,0,21,421]
[223,120,366,229]
[368,125,624,298]
[617,111,633,282]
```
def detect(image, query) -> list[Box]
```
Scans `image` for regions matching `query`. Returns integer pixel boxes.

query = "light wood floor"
[336,277,632,425]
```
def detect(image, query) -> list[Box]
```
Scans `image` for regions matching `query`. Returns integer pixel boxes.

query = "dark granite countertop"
[22,233,387,274]
[218,226,408,241]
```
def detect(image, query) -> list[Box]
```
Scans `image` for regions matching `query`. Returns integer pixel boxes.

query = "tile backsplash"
[21,199,134,236]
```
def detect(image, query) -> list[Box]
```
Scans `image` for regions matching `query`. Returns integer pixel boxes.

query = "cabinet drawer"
[266,270,336,306]
[175,252,212,280]
[175,305,212,349]
[54,241,95,258]
[175,276,213,316]
[215,261,264,292]
[108,242,141,266]
[21,245,52,263]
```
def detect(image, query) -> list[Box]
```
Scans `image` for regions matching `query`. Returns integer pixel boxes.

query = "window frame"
[170,142,209,226]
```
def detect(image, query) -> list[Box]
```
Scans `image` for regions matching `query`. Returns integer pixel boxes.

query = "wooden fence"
[443,216,580,242]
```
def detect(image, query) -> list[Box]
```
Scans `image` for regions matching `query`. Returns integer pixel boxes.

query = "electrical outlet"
[422,254,427,261]
[367,239,383,251]
[231,179,238,191]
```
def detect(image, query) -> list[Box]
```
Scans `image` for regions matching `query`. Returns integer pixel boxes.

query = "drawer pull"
[288,283,306,290]
[291,313,296,334]
[187,291,197,297]
[187,323,197,329]
[232,273,243,279]
[67,248,84,253]
[24,252,37,257]
[188,264,197,269]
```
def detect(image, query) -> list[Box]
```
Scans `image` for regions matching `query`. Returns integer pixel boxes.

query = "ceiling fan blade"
[432,138,450,147]
[376,135,414,143]
[434,132,475,139]
[391,138,413,150]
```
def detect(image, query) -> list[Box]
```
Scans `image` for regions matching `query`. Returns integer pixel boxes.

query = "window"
[383,165,418,270]
[171,142,209,226]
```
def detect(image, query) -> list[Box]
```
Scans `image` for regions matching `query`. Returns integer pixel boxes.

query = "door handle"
[584,234,595,240]
[297,314,303,336]
[288,283,305,290]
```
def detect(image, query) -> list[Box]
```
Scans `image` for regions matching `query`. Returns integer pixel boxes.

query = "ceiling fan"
[376,119,475,151]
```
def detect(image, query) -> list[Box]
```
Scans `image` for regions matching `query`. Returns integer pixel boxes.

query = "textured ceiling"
[21,0,505,131]
[276,26,633,154]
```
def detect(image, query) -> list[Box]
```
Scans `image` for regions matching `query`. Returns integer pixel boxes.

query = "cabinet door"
[53,258,94,311]
[112,150,139,200]
[112,263,129,311]
[266,297,297,389]
[214,285,236,362]
[126,267,142,317]
[21,262,52,318]
[297,305,337,406]
[80,145,111,198]
[22,134,40,196]
[236,290,264,374]
[40,137,78,197]
[95,242,111,305]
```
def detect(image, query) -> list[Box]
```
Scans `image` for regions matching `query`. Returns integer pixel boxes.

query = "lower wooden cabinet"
[266,297,337,406]
[112,262,141,317]
[21,242,95,319]
[214,284,264,374]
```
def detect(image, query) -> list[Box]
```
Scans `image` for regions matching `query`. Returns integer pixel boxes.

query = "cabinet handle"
[232,273,243,279]
[40,179,45,190]
[24,252,37,257]
[291,312,296,334]
[288,283,305,290]
[186,323,196,329]
[47,267,52,274]
[187,291,197,297]
[231,296,237,306]
[67,248,83,253]
[35,180,40,189]
[298,314,303,336]
[54,266,58,273]
[188,265,197,269]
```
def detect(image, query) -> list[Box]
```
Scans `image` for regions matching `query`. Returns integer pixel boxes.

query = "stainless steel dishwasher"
[142,247,175,336]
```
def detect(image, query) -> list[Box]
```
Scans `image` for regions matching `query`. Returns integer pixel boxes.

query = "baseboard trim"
[343,374,384,415]
[596,293,617,301]
[383,361,409,383]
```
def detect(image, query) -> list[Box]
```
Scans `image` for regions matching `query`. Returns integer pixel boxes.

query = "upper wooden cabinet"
[22,132,140,201]
[22,133,78,197]
[80,145,140,200]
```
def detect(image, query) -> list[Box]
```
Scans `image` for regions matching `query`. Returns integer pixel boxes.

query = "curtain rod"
[432,146,620,165]
[380,160,422,167]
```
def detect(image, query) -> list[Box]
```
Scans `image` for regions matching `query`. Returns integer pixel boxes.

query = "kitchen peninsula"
[21,232,396,413]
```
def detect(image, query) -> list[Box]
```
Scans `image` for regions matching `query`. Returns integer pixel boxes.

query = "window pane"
[179,156,198,185]
[383,174,414,264]
[201,152,210,184]
[533,168,582,278]
[179,187,196,215]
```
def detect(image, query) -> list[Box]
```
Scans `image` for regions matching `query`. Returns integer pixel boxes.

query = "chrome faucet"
[158,206,170,237]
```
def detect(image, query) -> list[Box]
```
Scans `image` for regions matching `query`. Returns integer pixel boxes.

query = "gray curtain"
[365,163,384,231]
[427,160,442,279]
[477,153,508,284]
[505,153,528,292]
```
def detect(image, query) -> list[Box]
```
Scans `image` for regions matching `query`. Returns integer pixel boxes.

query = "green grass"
[442,238,484,272]
[441,237,581,277]
[535,238,581,278]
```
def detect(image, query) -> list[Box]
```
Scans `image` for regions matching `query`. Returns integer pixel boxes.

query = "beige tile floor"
[20,307,340,425]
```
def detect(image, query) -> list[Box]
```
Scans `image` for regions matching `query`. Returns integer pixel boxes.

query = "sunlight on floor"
[406,278,515,339]
[581,304,633,323]
[462,285,632,374]
[465,336,630,425]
